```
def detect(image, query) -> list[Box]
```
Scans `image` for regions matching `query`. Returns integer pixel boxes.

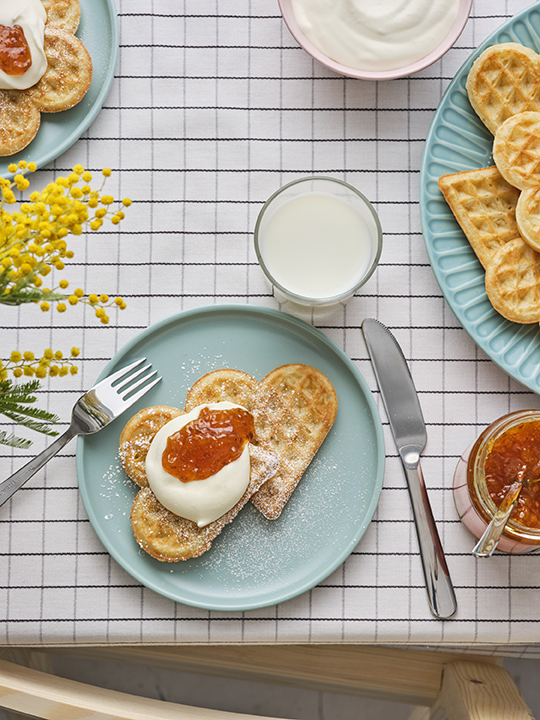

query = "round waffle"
[466,43,540,135]
[29,27,92,113]
[119,406,184,488]
[516,186,540,253]
[485,238,540,323]
[41,0,81,33]
[185,369,259,414]
[493,112,540,190]
[0,92,41,156]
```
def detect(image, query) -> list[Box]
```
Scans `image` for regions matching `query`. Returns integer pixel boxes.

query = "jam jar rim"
[467,409,540,544]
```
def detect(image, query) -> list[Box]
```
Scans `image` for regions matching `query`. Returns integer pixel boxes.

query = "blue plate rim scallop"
[0,0,119,177]
[420,4,540,393]
[76,304,385,611]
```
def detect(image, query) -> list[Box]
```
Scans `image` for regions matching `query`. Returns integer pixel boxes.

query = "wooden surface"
[433,661,534,720]
[0,657,275,720]
[0,647,533,720]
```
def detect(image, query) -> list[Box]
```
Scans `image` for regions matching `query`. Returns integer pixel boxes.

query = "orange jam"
[0,25,32,76]
[484,419,540,529]
[162,407,254,483]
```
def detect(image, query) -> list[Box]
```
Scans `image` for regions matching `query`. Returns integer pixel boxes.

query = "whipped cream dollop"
[0,0,47,90]
[145,402,252,528]
[290,0,460,73]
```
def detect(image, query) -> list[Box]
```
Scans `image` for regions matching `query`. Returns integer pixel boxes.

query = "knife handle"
[401,456,457,620]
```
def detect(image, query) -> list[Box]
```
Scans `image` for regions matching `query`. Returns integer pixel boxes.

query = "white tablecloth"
[2,0,540,655]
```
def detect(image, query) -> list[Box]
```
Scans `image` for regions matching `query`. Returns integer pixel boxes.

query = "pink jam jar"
[453,410,540,554]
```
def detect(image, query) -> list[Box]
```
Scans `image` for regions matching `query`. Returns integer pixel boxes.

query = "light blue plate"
[0,0,118,177]
[420,5,540,393]
[76,305,385,611]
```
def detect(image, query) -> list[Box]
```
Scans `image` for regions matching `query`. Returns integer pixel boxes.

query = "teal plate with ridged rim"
[76,305,385,611]
[0,0,118,178]
[420,5,540,393]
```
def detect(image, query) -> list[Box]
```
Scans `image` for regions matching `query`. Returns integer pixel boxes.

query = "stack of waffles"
[120,364,338,561]
[0,0,92,156]
[439,43,540,323]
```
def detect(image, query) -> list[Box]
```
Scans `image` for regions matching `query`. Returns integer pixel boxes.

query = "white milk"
[259,192,373,300]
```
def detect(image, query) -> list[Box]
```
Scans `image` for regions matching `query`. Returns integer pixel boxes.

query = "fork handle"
[0,429,76,508]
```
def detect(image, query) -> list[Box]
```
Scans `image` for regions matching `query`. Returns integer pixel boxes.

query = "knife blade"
[362,318,457,620]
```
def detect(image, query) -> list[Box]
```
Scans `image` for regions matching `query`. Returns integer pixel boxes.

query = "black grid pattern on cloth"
[2,0,540,653]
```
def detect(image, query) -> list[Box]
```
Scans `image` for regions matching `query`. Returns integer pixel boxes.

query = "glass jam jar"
[453,410,540,554]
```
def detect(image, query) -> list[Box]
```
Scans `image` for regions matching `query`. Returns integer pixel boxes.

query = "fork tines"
[99,357,162,404]
[103,357,147,386]
[120,365,161,398]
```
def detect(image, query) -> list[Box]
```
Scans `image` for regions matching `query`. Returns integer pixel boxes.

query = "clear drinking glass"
[254,177,383,307]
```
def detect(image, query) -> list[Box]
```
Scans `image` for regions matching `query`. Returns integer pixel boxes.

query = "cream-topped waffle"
[0,0,92,156]
[119,365,337,561]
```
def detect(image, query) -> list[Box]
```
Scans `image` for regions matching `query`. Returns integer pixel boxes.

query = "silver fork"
[0,358,161,508]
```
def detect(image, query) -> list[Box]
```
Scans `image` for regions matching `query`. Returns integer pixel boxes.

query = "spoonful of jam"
[472,470,540,558]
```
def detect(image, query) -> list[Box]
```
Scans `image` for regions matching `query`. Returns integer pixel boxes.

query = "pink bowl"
[277,0,473,81]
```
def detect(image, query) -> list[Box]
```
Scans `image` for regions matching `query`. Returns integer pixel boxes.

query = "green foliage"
[0,379,59,447]
[0,431,32,449]
[0,288,64,307]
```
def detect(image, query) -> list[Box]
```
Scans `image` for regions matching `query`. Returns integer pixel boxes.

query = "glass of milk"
[254,177,382,307]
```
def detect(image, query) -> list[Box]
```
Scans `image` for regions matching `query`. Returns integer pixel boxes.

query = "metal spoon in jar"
[472,473,540,558]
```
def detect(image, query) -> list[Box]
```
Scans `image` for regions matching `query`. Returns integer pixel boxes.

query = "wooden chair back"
[0,644,534,720]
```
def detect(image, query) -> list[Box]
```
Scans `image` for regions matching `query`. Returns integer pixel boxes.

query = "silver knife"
[362,318,457,620]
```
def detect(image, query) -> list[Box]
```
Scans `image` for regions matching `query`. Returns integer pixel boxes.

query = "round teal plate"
[76,305,385,611]
[0,0,118,177]
[420,5,540,393]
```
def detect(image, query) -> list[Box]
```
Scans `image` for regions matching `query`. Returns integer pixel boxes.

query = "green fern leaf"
[0,379,59,441]
[0,432,32,449]
[0,409,59,436]
[0,402,59,423]
[3,380,41,403]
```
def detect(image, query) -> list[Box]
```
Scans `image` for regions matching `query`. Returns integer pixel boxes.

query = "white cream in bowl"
[290,0,460,73]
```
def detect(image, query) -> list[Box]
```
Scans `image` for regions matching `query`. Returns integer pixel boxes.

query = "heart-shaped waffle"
[129,444,278,562]
[485,238,540,323]
[438,166,521,269]
[119,365,337,560]
[438,165,540,323]
[467,43,540,135]
[41,0,81,33]
[120,396,279,562]
[185,365,338,520]
[439,46,540,324]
